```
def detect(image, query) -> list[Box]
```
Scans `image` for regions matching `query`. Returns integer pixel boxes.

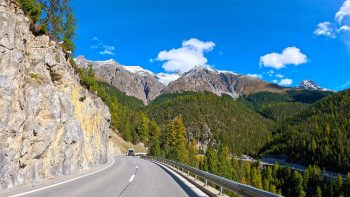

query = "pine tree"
[218,145,231,179]
[188,138,198,167]
[243,161,252,185]
[148,121,161,157]
[38,0,76,49]
[315,186,322,197]
[251,166,263,189]
[164,120,177,160]
[140,113,149,143]
[205,145,218,174]
[19,0,42,23]
[62,9,76,51]
[291,171,305,197]
[231,158,240,181]
[131,128,138,144]
[173,115,188,163]
[335,175,344,197]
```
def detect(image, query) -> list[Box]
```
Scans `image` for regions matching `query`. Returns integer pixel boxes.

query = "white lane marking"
[136,165,138,169]
[9,157,115,197]
[129,175,135,182]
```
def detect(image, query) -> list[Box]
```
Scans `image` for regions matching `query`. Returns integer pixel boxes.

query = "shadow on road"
[155,163,199,197]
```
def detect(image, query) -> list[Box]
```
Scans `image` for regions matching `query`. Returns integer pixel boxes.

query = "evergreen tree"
[140,113,149,143]
[218,145,231,179]
[164,121,177,160]
[231,158,240,181]
[205,145,219,174]
[62,9,76,51]
[188,138,199,167]
[335,175,344,197]
[291,171,305,197]
[123,118,132,141]
[148,121,161,157]
[315,186,322,197]
[19,0,42,23]
[173,115,188,163]
[243,161,252,185]
[251,166,263,189]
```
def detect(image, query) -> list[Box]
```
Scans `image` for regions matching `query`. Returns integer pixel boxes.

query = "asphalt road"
[2,156,202,197]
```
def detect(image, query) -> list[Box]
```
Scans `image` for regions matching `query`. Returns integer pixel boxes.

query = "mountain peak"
[297,80,331,91]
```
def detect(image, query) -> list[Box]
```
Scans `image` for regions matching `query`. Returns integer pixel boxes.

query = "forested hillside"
[264,88,350,173]
[239,90,333,122]
[145,92,273,155]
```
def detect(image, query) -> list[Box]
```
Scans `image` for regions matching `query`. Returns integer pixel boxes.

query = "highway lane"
[3,156,200,197]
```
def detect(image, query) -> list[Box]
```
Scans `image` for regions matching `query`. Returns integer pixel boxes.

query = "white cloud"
[266,70,274,77]
[272,79,278,83]
[99,45,115,56]
[336,0,350,23]
[92,36,99,41]
[156,38,215,72]
[275,74,284,78]
[259,47,308,69]
[247,73,263,79]
[278,78,293,86]
[339,25,350,32]
[314,22,336,38]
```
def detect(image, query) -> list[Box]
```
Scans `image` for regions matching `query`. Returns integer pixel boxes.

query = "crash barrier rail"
[147,156,282,197]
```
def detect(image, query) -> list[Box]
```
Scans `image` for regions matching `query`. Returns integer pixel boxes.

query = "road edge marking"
[129,175,135,182]
[9,157,115,197]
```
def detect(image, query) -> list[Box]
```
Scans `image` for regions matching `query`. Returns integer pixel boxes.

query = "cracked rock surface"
[0,0,111,189]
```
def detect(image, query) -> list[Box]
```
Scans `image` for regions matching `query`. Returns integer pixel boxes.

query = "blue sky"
[72,0,350,91]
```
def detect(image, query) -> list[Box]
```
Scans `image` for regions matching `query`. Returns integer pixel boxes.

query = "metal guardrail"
[148,156,282,197]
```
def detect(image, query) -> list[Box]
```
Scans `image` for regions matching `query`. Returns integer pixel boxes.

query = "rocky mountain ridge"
[0,0,113,189]
[75,57,287,103]
[75,56,165,104]
[297,80,331,91]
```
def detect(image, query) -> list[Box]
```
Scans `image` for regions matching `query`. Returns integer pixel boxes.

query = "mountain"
[75,56,165,104]
[75,58,290,103]
[297,80,331,91]
[0,2,112,189]
[239,90,334,122]
[162,66,287,98]
[145,92,273,155]
[263,88,350,173]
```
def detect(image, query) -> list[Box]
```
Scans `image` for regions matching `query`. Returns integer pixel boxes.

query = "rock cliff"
[0,0,111,189]
[162,66,286,98]
[75,56,165,104]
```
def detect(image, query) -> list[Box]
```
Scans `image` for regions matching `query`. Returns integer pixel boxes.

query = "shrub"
[18,0,42,23]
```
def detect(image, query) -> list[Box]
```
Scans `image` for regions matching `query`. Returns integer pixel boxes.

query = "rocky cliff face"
[0,0,111,189]
[162,66,286,98]
[75,56,165,104]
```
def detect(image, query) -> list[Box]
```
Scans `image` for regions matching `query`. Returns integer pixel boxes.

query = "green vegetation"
[238,90,333,122]
[29,72,39,80]
[18,0,76,51]
[146,92,273,155]
[148,106,350,196]
[76,63,162,146]
[18,0,42,23]
[265,89,350,173]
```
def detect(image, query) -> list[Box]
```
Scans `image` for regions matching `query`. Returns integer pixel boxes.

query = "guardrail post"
[187,170,190,176]
[204,179,207,187]
[194,174,197,180]
[219,186,223,196]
